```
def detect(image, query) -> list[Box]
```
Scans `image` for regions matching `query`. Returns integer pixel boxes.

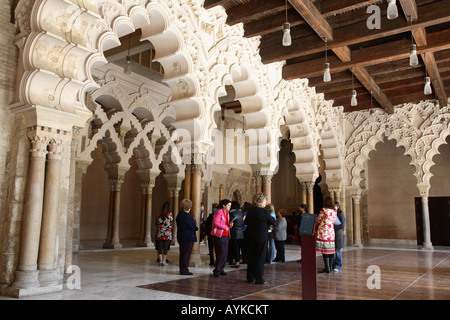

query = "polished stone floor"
[1,241,449,300]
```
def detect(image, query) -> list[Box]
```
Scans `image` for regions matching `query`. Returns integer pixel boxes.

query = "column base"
[103,242,122,249]
[422,242,434,250]
[3,283,62,298]
[38,269,58,287]
[136,241,152,247]
[12,270,40,290]
[189,252,206,267]
[353,240,364,247]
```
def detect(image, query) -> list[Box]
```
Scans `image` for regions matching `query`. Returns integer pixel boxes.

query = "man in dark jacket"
[244,193,275,285]
[176,199,197,275]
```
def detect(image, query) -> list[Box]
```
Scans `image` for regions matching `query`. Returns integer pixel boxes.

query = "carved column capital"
[27,126,50,159]
[191,163,203,174]
[303,181,315,193]
[417,183,431,201]
[109,177,124,192]
[262,174,273,186]
[71,126,82,152]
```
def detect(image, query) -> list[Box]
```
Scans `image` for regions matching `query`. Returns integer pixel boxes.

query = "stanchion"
[301,234,317,300]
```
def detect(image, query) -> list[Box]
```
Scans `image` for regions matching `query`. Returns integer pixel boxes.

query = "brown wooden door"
[415,197,450,246]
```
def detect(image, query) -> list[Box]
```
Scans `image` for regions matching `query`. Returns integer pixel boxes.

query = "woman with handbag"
[156,202,173,266]
[211,199,233,278]
[315,197,337,274]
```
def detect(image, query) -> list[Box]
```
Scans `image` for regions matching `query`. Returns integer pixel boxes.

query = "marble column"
[184,164,192,200]
[262,174,273,203]
[168,185,181,243]
[304,181,315,214]
[38,136,65,286]
[103,178,124,249]
[329,186,343,205]
[254,171,262,193]
[417,183,434,250]
[352,192,363,247]
[219,184,224,200]
[190,163,202,256]
[300,181,307,206]
[65,127,81,275]
[72,161,90,252]
[137,183,153,247]
[12,127,49,289]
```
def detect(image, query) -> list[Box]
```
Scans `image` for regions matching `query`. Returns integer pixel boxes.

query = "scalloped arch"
[281,93,319,182]
[16,0,203,138]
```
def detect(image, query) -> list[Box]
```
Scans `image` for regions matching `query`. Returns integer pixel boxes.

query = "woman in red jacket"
[211,199,233,278]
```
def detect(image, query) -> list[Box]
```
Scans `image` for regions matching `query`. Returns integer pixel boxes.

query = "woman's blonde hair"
[179,199,192,212]
[252,192,267,207]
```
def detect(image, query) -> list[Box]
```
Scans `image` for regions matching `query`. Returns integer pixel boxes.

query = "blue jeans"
[333,248,342,270]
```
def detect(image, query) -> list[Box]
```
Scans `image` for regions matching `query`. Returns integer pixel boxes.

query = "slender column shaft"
[172,188,180,243]
[184,164,191,199]
[255,172,262,193]
[262,175,273,203]
[191,164,202,255]
[103,180,123,249]
[13,129,48,289]
[421,196,434,249]
[38,138,64,286]
[352,194,363,247]
[301,184,307,206]
[305,182,314,215]
[144,189,152,244]
[65,127,80,273]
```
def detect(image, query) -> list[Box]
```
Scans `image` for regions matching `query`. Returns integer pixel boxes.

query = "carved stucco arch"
[79,68,180,175]
[13,0,203,140]
[320,121,344,186]
[278,81,319,182]
[345,101,449,188]
[205,36,272,169]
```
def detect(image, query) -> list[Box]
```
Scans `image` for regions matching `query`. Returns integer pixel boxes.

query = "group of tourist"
[154,192,345,284]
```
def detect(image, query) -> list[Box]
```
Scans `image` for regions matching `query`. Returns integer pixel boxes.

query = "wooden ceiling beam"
[261,1,450,63]
[226,0,286,26]
[244,10,305,38]
[283,29,450,80]
[308,70,353,87]
[353,66,394,114]
[315,80,363,94]
[375,68,425,83]
[423,52,448,107]
[400,0,448,107]
[399,0,419,21]
[243,1,378,39]
[287,0,352,62]
[288,0,333,40]
[322,86,369,101]
[204,0,229,10]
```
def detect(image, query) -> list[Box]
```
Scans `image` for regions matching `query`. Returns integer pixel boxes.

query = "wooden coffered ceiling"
[205,0,450,114]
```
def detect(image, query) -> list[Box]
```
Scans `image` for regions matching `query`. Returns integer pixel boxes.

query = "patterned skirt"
[316,238,335,254]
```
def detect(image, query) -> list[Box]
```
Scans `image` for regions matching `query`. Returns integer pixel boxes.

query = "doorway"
[415,196,450,246]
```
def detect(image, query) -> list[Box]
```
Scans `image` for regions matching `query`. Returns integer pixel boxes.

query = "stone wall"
[0,1,18,286]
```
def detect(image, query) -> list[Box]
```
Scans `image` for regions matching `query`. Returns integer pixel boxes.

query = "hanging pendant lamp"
[323,38,331,82]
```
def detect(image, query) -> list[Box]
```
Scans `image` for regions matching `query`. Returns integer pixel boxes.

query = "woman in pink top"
[211,199,233,278]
